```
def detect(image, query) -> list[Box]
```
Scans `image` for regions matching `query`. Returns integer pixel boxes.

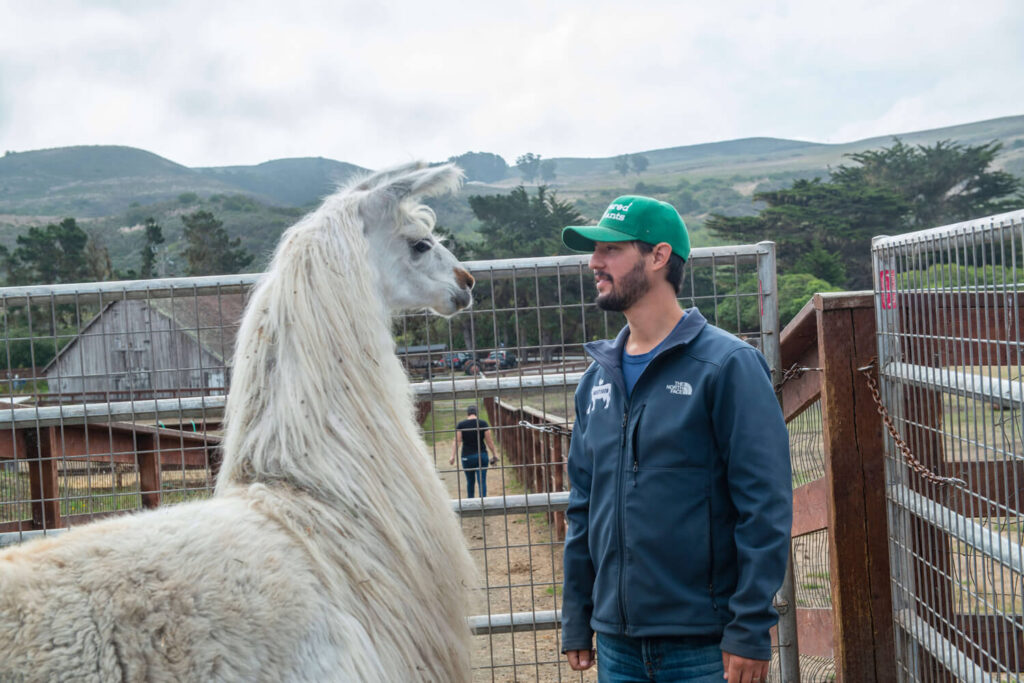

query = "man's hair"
[466,405,478,415]
[634,241,686,294]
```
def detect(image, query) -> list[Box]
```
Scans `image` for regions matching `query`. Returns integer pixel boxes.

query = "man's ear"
[649,242,673,270]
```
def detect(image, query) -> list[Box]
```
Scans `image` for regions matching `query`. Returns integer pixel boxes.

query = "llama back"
[0,496,328,682]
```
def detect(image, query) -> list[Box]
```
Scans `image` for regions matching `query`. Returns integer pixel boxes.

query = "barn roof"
[148,294,247,363]
[43,294,248,372]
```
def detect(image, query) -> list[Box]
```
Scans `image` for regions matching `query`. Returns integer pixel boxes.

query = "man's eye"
[411,239,433,254]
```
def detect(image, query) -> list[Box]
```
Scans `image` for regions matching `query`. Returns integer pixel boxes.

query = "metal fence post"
[758,241,801,683]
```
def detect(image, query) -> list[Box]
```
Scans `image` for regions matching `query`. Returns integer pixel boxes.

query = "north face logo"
[666,381,693,396]
[588,379,612,414]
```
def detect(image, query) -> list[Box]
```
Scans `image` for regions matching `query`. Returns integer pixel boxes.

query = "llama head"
[350,162,474,316]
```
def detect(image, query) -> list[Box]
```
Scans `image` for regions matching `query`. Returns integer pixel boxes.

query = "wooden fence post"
[137,433,161,509]
[27,427,60,529]
[815,293,896,682]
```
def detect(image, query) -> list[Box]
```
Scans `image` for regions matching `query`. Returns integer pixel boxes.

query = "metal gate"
[873,209,1024,681]
[0,242,796,681]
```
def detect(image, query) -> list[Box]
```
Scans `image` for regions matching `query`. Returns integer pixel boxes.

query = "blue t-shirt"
[621,315,685,396]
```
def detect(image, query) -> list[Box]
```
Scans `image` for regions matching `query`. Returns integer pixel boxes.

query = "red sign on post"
[879,269,897,309]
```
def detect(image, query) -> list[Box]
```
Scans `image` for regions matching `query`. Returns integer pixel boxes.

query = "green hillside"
[196,157,365,207]
[0,146,247,216]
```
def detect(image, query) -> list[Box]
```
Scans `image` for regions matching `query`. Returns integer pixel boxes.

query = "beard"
[595,257,651,312]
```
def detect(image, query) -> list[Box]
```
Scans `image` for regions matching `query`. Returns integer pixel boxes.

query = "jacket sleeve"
[560,384,596,653]
[712,347,792,662]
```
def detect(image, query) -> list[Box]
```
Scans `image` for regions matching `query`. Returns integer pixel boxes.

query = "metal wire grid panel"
[873,209,1024,682]
[0,243,790,681]
[786,398,838,683]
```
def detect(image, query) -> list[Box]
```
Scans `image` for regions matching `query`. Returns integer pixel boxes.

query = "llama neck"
[215,210,423,500]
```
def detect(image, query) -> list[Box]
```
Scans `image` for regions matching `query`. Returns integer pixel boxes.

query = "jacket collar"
[584,307,708,379]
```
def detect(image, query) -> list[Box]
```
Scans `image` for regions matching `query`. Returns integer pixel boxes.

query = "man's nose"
[588,250,602,270]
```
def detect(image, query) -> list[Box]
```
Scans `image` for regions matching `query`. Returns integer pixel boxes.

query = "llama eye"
[411,239,433,254]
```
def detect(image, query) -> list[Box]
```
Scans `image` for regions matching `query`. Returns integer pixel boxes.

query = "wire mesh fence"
[0,244,791,681]
[873,209,1024,681]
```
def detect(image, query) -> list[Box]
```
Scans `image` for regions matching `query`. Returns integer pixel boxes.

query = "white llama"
[0,162,478,682]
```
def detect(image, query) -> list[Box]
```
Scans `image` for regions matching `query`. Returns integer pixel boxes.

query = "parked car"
[435,351,471,370]
[483,350,518,370]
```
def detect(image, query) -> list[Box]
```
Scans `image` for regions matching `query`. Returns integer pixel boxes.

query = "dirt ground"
[436,437,596,683]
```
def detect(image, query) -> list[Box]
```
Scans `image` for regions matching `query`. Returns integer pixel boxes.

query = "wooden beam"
[791,478,829,537]
[27,429,60,530]
[816,295,896,682]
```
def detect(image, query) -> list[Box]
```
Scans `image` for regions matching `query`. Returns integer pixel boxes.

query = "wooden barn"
[44,294,246,399]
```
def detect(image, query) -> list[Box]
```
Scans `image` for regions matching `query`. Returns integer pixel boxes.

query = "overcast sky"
[2,0,1022,169]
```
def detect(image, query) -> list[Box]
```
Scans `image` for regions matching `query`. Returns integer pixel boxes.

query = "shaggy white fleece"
[0,162,477,682]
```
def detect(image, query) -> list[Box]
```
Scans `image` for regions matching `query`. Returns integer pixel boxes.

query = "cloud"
[0,0,1021,167]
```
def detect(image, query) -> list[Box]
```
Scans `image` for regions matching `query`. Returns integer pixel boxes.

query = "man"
[559,196,791,682]
[449,405,499,498]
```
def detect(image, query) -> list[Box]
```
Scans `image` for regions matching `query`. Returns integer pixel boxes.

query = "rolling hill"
[0,114,1021,272]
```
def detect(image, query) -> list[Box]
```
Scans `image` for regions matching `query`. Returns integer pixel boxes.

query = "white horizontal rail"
[894,609,996,682]
[0,372,584,429]
[872,209,1024,251]
[409,371,584,401]
[0,243,771,305]
[883,362,1023,410]
[468,609,561,635]
[452,492,570,517]
[890,483,1024,576]
[0,395,227,429]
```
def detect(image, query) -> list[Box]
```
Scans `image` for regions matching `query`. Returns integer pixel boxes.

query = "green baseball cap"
[562,195,690,260]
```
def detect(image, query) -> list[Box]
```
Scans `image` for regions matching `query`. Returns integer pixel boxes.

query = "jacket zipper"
[707,496,718,611]
[617,407,629,631]
[630,405,645,487]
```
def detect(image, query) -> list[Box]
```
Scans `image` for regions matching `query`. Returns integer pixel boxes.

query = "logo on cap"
[601,202,634,223]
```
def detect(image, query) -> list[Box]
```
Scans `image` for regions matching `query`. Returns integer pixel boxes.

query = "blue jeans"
[596,633,724,682]
[461,453,489,498]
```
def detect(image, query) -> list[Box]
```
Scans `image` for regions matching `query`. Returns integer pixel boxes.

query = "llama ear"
[352,161,429,192]
[405,164,464,198]
[370,164,464,202]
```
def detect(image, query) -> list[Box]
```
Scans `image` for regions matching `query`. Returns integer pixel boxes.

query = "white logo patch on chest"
[588,379,612,414]
[666,380,693,396]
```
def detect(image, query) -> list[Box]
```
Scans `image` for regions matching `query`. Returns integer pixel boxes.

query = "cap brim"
[561,225,635,252]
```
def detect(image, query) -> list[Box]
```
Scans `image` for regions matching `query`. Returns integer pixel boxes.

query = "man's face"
[589,241,651,312]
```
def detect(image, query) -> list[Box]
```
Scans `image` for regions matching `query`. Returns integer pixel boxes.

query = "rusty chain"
[859,357,966,488]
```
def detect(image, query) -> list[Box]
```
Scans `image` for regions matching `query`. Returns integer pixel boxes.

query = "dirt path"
[436,439,596,683]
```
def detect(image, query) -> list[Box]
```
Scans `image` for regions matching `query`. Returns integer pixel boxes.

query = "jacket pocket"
[622,467,712,626]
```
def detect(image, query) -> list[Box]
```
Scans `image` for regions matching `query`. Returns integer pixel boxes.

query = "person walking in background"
[449,405,499,498]
[559,196,792,682]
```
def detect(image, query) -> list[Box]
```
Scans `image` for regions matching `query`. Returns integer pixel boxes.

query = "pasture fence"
[872,209,1024,682]
[0,244,800,682]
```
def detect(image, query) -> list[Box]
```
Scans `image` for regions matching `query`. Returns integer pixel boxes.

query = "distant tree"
[84,237,114,281]
[832,139,1020,228]
[11,218,91,285]
[515,153,542,183]
[448,152,508,183]
[614,155,631,176]
[139,217,165,279]
[468,186,587,360]
[707,178,908,289]
[707,138,1021,290]
[630,154,650,174]
[181,210,254,276]
[469,185,583,259]
[540,159,557,182]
